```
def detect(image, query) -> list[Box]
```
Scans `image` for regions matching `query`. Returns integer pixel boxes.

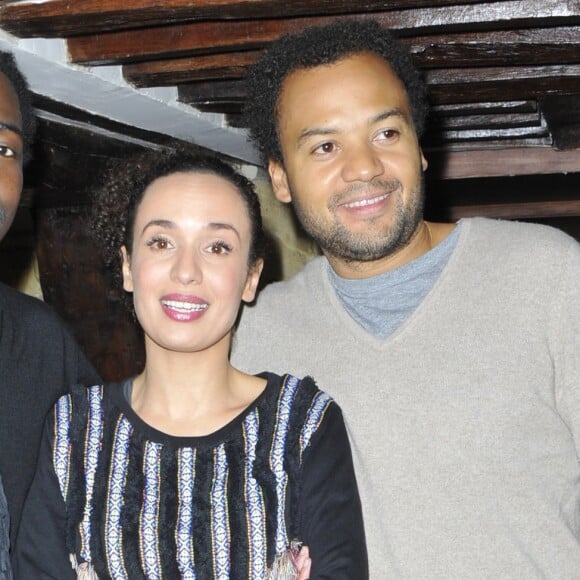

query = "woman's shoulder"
[260,372,335,409]
[258,373,337,451]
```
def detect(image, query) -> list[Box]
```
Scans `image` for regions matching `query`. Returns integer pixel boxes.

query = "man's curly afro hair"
[243,19,428,166]
[0,51,36,163]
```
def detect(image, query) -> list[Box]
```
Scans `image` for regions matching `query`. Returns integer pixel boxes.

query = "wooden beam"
[446,200,580,220]
[427,65,580,104]
[124,51,260,88]
[408,26,580,68]
[0,0,494,37]
[428,146,580,179]
[179,81,245,106]
[1,0,570,37]
[437,112,540,130]
[122,26,580,89]
[439,125,548,142]
[64,1,580,65]
[176,65,580,107]
[432,101,537,116]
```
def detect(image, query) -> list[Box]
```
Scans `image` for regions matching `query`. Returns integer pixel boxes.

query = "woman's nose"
[171,249,202,285]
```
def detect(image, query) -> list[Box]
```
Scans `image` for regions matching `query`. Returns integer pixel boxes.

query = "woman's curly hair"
[91,147,265,311]
[243,19,429,165]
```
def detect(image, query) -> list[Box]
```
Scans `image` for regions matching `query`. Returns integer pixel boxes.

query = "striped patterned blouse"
[36,373,348,579]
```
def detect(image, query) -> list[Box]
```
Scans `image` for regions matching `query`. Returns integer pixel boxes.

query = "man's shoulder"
[0,282,75,341]
[467,217,577,250]
[459,218,580,284]
[254,256,326,305]
[0,282,60,320]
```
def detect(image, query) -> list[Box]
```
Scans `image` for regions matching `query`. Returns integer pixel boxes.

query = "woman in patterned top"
[14,149,367,579]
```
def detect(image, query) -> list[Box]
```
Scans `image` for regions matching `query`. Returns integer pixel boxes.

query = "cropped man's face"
[0,71,23,242]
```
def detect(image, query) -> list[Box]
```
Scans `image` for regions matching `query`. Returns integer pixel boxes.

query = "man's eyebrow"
[0,121,23,137]
[371,108,409,125]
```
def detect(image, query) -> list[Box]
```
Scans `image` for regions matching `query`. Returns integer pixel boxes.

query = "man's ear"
[121,246,134,292]
[242,258,264,303]
[268,160,292,203]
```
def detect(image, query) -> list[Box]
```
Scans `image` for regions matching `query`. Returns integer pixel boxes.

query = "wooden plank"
[179,81,245,105]
[438,112,541,130]
[427,65,580,104]
[176,65,580,106]
[446,200,580,219]
[124,51,260,88]
[429,146,580,179]
[408,27,580,68]
[427,64,580,85]
[65,1,580,65]
[432,101,537,116]
[122,25,580,89]
[0,0,557,37]
[439,125,548,141]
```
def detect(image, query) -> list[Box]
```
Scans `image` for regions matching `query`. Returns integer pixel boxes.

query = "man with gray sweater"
[231,20,580,579]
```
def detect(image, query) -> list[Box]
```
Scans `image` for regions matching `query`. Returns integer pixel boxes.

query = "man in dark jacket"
[0,50,100,577]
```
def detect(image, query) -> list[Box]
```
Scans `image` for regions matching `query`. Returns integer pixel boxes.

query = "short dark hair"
[92,148,265,310]
[244,19,428,165]
[0,51,36,163]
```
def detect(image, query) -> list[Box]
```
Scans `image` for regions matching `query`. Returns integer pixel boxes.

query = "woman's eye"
[146,236,171,250]
[208,241,233,255]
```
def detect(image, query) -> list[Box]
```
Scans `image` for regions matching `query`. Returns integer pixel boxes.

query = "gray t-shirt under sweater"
[232,218,580,579]
[329,224,460,338]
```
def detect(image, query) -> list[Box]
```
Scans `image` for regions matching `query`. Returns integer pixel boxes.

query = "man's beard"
[291,175,425,263]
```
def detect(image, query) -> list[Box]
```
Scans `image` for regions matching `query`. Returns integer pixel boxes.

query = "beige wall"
[253,169,319,282]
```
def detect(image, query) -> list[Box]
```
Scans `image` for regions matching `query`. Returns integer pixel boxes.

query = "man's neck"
[326,221,456,279]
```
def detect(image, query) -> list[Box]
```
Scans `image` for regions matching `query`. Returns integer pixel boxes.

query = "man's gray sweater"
[232,218,580,579]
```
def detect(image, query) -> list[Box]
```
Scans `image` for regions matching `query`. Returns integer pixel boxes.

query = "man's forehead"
[0,71,22,132]
[278,54,411,125]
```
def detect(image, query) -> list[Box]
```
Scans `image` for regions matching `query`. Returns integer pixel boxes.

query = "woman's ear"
[121,246,134,292]
[242,258,264,303]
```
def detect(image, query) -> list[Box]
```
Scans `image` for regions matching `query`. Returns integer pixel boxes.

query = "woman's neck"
[131,344,265,437]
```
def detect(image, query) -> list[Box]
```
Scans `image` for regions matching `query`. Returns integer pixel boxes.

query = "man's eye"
[376,129,399,141]
[0,146,16,158]
[313,142,336,155]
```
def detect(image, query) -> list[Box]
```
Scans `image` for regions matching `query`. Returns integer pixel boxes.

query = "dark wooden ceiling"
[0,0,579,221]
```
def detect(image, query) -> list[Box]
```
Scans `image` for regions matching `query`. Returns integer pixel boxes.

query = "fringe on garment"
[70,554,99,580]
[266,539,303,580]
[70,541,304,580]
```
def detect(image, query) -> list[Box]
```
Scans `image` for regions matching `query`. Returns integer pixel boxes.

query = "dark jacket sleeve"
[298,403,369,579]
[0,284,101,545]
[12,417,74,580]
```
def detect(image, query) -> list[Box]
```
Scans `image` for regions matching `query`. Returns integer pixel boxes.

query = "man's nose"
[341,143,384,183]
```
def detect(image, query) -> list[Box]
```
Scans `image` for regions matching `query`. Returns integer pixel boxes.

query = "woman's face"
[122,171,262,355]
